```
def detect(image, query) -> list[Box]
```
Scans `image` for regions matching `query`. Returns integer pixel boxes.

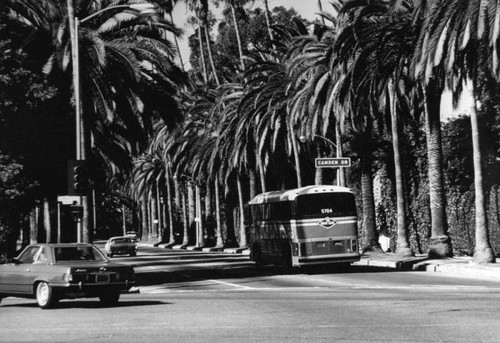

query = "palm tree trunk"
[150,193,158,242]
[197,19,209,82]
[195,184,204,247]
[263,0,276,50]
[470,96,495,263]
[187,180,195,228]
[360,158,381,253]
[237,176,247,247]
[166,167,175,245]
[205,183,212,219]
[336,123,346,187]
[174,174,181,213]
[257,150,266,193]
[389,79,412,258]
[215,176,224,247]
[249,169,257,200]
[315,146,323,185]
[156,182,162,242]
[141,194,148,241]
[290,127,302,188]
[43,197,51,243]
[82,195,90,243]
[181,184,189,246]
[229,3,245,71]
[30,206,38,244]
[424,83,453,258]
[203,22,221,85]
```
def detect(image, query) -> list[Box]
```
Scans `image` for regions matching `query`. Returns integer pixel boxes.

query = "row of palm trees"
[3,1,498,263]
[133,0,496,262]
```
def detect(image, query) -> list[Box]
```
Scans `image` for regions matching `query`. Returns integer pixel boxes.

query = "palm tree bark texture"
[424,80,452,258]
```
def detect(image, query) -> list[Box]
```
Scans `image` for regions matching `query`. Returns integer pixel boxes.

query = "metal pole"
[75,17,84,243]
[57,202,61,243]
[122,204,126,236]
[74,18,82,161]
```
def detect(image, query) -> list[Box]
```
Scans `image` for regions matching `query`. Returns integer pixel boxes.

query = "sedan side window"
[17,246,41,264]
[33,247,47,264]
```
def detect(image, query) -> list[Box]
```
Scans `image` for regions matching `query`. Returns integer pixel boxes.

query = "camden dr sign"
[315,157,351,168]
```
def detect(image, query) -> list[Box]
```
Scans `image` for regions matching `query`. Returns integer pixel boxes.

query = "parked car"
[0,243,135,309]
[104,236,138,257]
[125,231,139,243]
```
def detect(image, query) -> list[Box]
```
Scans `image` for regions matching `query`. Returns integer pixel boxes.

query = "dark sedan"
[0,243,135,309]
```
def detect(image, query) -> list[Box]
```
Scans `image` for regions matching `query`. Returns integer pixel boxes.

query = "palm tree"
[6,0,187,241]
[336,2,415,256]
[241,20,313,190]
[212,83,250,247]
[341,0,453,257]
[416,0,496,263]
[286,6,346,187]
[132,152,165,242]
[187,0,222,85]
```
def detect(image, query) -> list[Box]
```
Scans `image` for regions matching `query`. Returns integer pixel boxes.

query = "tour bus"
[245,185,360,271]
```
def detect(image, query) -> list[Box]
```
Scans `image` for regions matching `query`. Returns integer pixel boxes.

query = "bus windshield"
[294,192,356,219]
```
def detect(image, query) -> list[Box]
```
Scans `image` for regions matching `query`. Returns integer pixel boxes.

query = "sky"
[170,0,471,118]
[171,0,320,70]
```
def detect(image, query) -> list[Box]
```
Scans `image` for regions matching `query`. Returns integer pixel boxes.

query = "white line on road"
[208,279,254,289]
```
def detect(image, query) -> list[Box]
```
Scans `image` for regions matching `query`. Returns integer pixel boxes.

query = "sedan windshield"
[54,246,106,262]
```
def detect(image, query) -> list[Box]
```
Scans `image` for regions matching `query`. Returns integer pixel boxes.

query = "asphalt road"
[1,244,500,343]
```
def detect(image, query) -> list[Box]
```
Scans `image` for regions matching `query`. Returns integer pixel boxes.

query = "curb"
[130,243,500,281]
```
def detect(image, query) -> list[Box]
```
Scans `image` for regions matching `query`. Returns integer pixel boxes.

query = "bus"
[245,185,360,271]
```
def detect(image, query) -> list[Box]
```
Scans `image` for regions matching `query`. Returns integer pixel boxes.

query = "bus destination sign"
[315,157,351,168]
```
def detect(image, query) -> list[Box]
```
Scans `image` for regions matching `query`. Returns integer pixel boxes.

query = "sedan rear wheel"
[99,288,120,307]
[36,282,57,309]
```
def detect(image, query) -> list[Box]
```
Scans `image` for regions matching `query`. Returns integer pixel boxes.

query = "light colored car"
[125,231,139,243]
[0,243,135,309]
[104,236,138,257]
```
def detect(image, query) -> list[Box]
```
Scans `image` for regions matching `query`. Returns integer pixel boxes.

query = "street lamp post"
[66,1,156,242]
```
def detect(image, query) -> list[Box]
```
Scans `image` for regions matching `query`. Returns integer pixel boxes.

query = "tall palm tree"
[187,0,221,85]
[213,83,250,247]
[241,19,313,190]
[132,152,166,242]
[342,0,453,257]
[286,6,346,187]
[409,0,455,258]
[6,0,187,241]
[417,0,496,263]
[336,2,416,256]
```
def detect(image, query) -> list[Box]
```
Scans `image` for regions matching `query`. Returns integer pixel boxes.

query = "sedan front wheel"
[36,282,58,309]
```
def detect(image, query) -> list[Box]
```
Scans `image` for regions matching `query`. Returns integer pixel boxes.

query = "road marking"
[208,279,254,289]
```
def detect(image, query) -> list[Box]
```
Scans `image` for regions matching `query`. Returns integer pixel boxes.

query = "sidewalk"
[354,251,500,281]
[140,242,500,280]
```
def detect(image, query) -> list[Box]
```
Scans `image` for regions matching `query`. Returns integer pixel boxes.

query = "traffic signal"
[70,204,84,220]
[68,160,87,195]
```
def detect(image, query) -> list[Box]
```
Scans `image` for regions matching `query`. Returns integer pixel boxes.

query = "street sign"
[57,195,81,205]
[315,157,351,168]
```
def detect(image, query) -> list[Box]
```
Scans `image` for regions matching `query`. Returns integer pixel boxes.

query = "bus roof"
[248,185,353,205]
